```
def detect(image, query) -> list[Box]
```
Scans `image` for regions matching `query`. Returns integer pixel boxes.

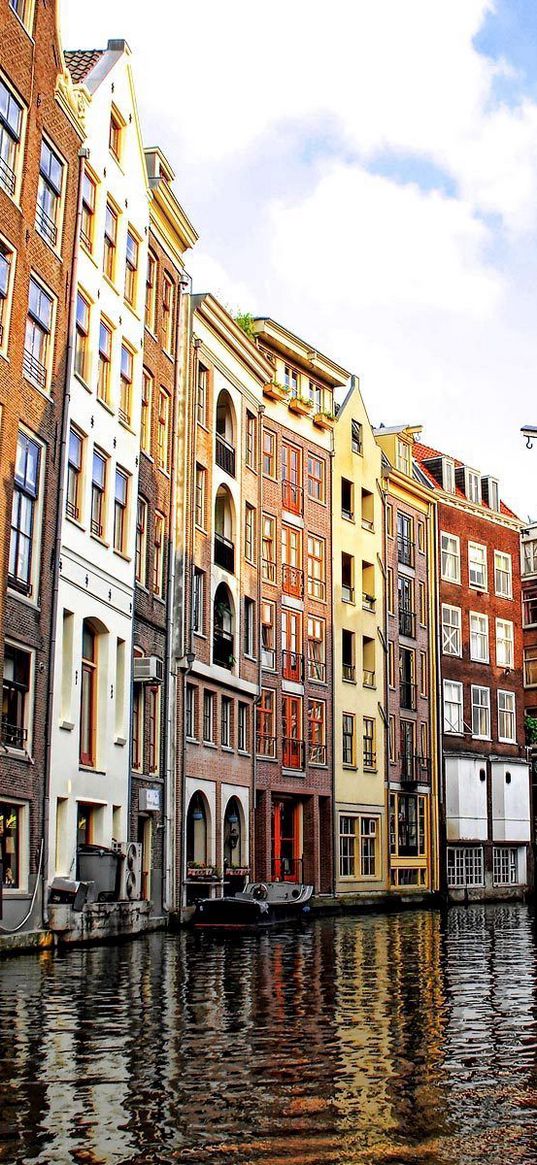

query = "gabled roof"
[64,50,105,84]
[413,441,518,521]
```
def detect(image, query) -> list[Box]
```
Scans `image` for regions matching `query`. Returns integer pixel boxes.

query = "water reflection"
[0,907,537,1163]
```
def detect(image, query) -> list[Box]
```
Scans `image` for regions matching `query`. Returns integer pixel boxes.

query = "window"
[0,802,22,889]
[80,169,96,253]
[419,582,427,626]
[397,512,414,566]
[496,619,514,668]
[153,512,165,597]
[97,318,112,404]
[282,608,301,681]
[74,290,90,383]
[246,411,256,469]
[523,587,537,628]
[361,818,377,877]
[387,567,394,614]
[307,616,325,682]
[282,695,303,769]
[488,479,500,512]
[103,201,118,282]
[245,504,256,563]
[261,600,276,670]
[466,469,481,504]
[307,535,326,600]
[283,364,298,395]
[2,644,31,750]
[444,680,463,735]
[442,605,461,656]
[162,274,174,354]
[342,629,355,682]
[132,671,144,771]
[339,816,356,877]
[9,431,41,595]
[470,612,489,663]
[185,684,196,739]
[119,344,133,425]
[498,690,516,742]
[0,76,23,198]
[138,369,152,454]
[156,388,170,471]
[351,420,362,454]
[263,429,276,477]
[342,713,355,766]
[80,622,97,766]
[308,699,325,764]
[523,540,537,577]
[244,596,255,657]
[148,684,160,773]
[388,641,395,688]
[135,498,147,584]
[91,450,106,539]
[203,691,215,744]
[145,250,158,330]
[363,718,375,769]
[396,439,411,474]
[262,514,276,582]
[469,542,487,590]
[442,458,455,493]
[9,0,34,31]
[109,107,123,160]
[389,715,396,762]
[195,465,206,529]
[524,646,537,688]
[197,363,207,426]
[389,793,426,858]
[221,696,232,748]
[493,847,518,886]
[417,521,425,552]
[471,686,490,739]
[256,688,275,756]
[341,552,354,603]
[447,847,484,887]
[66,428,83,521]
[307,454,325,502]
[440,532,460,583]
[113,468,128,554]
[192,568,204,634]
[419,651,428,699]
[282,525,302,596]
[238,702,249,752]
[386,503,393,538]
[0,240,14,351]
[494,551,512,598]
[124,229,139,308]
[24,276,53,390]
[36,138,64,248]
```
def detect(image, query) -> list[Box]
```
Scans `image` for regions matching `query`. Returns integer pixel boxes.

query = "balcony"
[363,670,375,688]
[282,650,303,683]
[272,855,303,882]
[1,719,27,749]
[400,681,417,711]
[397,536,414,567]
[66,500,79,521]
[401,754,431,784]
[23,348,47,391]
[215,433,236,477]
[309,742,327,765]
[282,564,303,598]
[399,608,416,638]
[362,592,376,613]
[213,628,234,670]
[282,479,303,515]
[214,532,235,573]
[256,734,277,759]
[308,657,326,683]
[282,737,305,770]
[342,663,356,682]
[36,202,58,247]
[0,155,16,197]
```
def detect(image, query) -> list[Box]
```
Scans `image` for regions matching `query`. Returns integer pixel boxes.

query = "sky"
[59,0,537,519]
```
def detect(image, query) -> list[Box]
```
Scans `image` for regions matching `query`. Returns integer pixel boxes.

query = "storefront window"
[0,802,20,887]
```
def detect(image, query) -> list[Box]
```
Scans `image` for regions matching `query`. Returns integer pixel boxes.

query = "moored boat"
[192,881,313,930]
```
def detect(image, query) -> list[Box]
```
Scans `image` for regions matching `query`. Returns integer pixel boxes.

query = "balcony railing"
[399,608,416,638]
[401,754,431,784]
[400,681,417,711]
[397,536,414,567]
[272,855,303,883]
[342,583,355,603]
[214,532,235,573]
[362,592,376,612]
[308,657,326,683]
[23,348,47,390]
[342,662,355,682]
[363,743,376,769]
[215,433,236,477]
[36,202,58,247]
[309,742,327,765]
[1,720,27,749]
[66,499,79,521]
[262,558,276,584]
[282,650,303,682]
[91,518,103,538]
[282,737,305,770]
[282,564,303,598]
[363,670,375,688]
[256,734,276,759]
[0,155,16,197]
[309,577,326,602]
[213,628,234,670]
[282,479,303,515]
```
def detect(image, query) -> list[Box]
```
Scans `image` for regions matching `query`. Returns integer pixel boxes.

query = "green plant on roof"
[234,311,255,338]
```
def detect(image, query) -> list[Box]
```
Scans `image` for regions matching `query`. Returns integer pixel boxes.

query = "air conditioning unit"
[133,656,163,684]
[125,841,143,901]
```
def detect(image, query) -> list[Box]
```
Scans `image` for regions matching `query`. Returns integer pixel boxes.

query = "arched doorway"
[186,792,208,867]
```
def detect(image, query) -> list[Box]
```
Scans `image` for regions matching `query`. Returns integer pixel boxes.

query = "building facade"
[375,426,440,895]
[414,441,530,900]
[333,379,387,896]
[0,0,83,927]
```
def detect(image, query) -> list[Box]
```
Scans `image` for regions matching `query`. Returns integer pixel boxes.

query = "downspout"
[252,402,265,878]
[178,319,199,912]
[42,145,87,926]
[430,502,444,896]
[329,433,336,896]
[381,469,391,894]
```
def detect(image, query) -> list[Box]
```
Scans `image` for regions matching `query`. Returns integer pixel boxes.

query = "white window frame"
[466,468,481,504]
[35,134,67,254]
[0,71,26,203]
[442,604,461,656]
[23,272,56,394]
[442,458,455,493]
[447,846,484,888]
[494,550,512,599]
[440,532,460,583]
[524,645,537,688]
[8,426,45,605]
[470,611,489,663]
[496,618,514,668]
[0,234,16,356]
[468,541,487,591]
[498,690,516,743]
[443,679,463,735]
[523,539,537,578]
[493,847,518,886]
[471,685,490,740]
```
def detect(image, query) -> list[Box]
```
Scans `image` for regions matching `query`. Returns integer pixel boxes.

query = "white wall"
[445,756,488,840]
[492,761,531,842]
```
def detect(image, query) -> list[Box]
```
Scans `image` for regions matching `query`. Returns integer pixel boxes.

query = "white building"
[47,43,150,901]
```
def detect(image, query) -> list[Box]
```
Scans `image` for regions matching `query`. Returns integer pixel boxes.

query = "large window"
[2,644,31,750]
[243,596,255,657]
[80,622,97,766]
[192,568,204,635]
[9,431,41,595]
[256,688,275,757]
[221,696,232,748]
[262,514,276,583]
[496,619,514,668]
[261,600,276,669]
[471,685,490,739]
[442,604,461,656]
[470,612,489,663]
[339,815,379,880]
[307,535,326,600]
[103,201,118,282]
[494,551,512,598]
[307,454,325,502]
[262,430,276,478]
[97,318,112,404]
[124,228,139,308]
[307,616,325,682]
[447,847,484,887]
[91,450,107,539]
[342,713,356,766]
[308,699,325,764]
[24,276,53,390]
[440,532,460,583]
[523,586,537,628]
[74,290,90,384]
[245,504,256,563]
[524,646,537,688]
[113,468,128,554]
[157,388,170,471]
[162,274,175,354]
[523,540,537,577]
[119,344,133,426]
[468,542,487,590]
[444,680,463,735]
[80,168,96,253]
[390,793,426,857]
[339,816,356,877]
[0,802,22,889]
[135,498,147,585]
[66,427,83,521]
[493,847,519,886]
[0,76,23,198]
[498,690,516,743]
[36,138,64,248]
[203,690,215,744]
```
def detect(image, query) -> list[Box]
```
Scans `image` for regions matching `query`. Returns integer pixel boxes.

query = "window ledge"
[73,371,91,392]
[36,225,63,263]
[157,466,171,479]
[238,749,251,757]
[66,514,85,532]
[96,396,114,416]
[103,273,119,296]
[113,549,132,563]
[79,765,106,775]
[221,745,234,753]
[193,631,207,641]
[91,533,110,549]
[342,764,358,771]
[3,746,31,763]
[243,653,257,663]
[141,449,154,463]
[0,350,10,364]
[118,418,136,436]
[202,740,217,749]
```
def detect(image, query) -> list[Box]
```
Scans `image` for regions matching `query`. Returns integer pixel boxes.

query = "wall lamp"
[521,425,537,450]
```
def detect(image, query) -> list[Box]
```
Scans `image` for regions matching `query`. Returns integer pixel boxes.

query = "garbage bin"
[77,845,122,902]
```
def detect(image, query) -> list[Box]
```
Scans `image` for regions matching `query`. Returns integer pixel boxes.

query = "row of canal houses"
[0,3,533,941]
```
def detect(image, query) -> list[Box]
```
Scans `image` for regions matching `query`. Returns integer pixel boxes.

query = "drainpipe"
[252,403,265,878]
[329,431,336,896]
[429,503,444,896]
[380,469,391,894]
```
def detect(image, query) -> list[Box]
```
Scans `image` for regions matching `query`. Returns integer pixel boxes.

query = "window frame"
[494,550,512,599]
[35,135,66,252]
[442,604,462,656]
[471,684,491,740]
[443,679,463,736]
[498,689,516,743]
[440,531,461,584]
[468,541,488,591]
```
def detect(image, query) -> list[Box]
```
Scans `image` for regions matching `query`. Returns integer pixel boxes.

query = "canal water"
[1,905,537,1165]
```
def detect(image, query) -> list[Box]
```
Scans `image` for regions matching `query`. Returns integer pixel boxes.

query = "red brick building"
[414,442,530,899]
[520,523,537,836]
[0,0,83,926]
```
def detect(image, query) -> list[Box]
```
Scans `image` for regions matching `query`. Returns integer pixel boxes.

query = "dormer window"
[396,439,411,475]
[488,478,499,512]
[442,458,455,494]
[466,469,481,504]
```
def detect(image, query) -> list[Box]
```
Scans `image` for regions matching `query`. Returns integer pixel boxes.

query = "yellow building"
[374,425,440,895]
[333,378,388,895]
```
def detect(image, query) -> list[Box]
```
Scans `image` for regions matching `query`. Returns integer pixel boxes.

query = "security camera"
[521,425,537,449]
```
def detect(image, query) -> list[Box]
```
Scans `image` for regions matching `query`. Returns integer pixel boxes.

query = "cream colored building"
[333,377,387,895]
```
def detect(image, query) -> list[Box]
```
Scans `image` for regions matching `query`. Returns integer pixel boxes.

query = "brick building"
[414,441,530,899]
[519,523,537,837]
[0,0,83,927]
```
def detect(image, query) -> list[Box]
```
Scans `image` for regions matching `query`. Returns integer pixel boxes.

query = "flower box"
[313,411,335,430]
[226,867,250,877]
[187,866,217,880]
[289,396,313,416]
[263,381,290,402]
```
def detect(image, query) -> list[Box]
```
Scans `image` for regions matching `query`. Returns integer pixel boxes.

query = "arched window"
[224,796,243,869]
[80,621,97,766]
[214,485,234,573]
[215,389,236,476]
[186,792,208,866]
[213,583,234,670]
